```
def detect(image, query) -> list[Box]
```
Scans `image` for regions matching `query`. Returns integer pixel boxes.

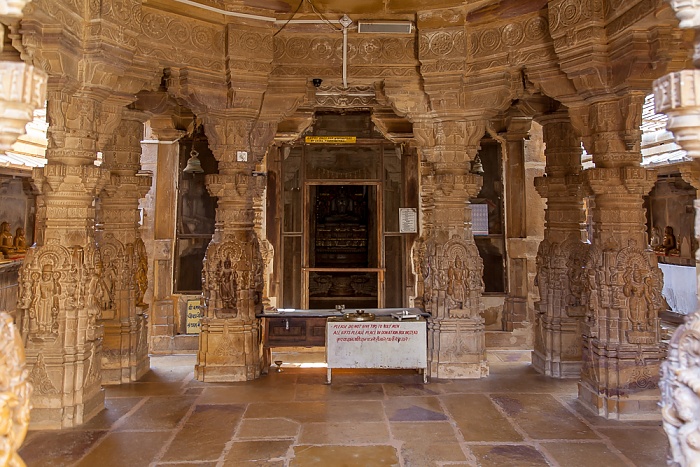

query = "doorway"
[277,114,412,310]
[306,184,381,309]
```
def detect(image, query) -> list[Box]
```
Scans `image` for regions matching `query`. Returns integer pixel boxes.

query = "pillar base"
[195,318,262,382]
[101,316,150,385]
[577,379,661,421]
[531,349,581,378]
[429,318,488,379]
[27,346,105,429]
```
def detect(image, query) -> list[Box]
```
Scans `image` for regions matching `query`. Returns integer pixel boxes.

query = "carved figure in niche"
[447,255,467,308]
[87,261,112,330]
[12,228,26,253]
[219,256,238,314]
[135,240,148,307]
[32,264,60,334]
[650,226,662,250]
[623,263,654,332]
[655,226,680,255]
[0,222,13,257]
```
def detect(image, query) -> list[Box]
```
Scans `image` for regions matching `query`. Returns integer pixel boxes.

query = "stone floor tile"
[382,382,443,397]
[400,443,468,466]
[299,422,390,444]
[491,393,598,440]
[238,418,300,439]
[384,396,448,422]
[154,463,218,467]
[74,431,173,467]
[441,394,523,442]
[160,404,245,462]
[223,439,293,465]
[104,382,188,398]
[80,397,141,430]
[439,366,577,395]
[390,421,461,445]
[245,400,386,423]
[198,382,297,404]
[20,430,107,467]
[470,445,550,467]
[541,441,629,466]
[290,445,400,467]
[598,427,670,466]
[295,382,385,401]
[115,395,197,431]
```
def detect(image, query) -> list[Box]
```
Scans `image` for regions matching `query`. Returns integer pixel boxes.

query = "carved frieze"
[202,236,262,321]
[413,234,483,320]
[138,7,225,71]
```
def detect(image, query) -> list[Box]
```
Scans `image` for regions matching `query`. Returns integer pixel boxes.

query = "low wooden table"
[256,308,427,374]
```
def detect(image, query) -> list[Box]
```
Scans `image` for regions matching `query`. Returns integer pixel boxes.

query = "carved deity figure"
[32,265,60,334]
[446,255,467,308]
[12,228,26,253]
[655,226,680,256]
[219,257,238,312]
[623,263,653,332]
[0,222,14,257]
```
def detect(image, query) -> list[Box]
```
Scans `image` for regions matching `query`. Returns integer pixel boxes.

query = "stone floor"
[19,353,670,466]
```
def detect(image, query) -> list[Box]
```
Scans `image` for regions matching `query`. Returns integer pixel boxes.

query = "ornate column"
[195,116,265,381]
[0,0,45,461]
[413,119,488,378]
[573,96,664,419]
[502,115,534,333]
[96,110,152,384]
[532,110,588,378]
[655,2,700,464]
[18,91,110,428]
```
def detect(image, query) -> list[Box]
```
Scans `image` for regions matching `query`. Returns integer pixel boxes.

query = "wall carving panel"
[138,8,225,71]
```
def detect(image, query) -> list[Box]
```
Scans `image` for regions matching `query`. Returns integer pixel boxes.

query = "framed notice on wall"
[186,299,202,334]
[472,204,489,235]
[399,208,417,233]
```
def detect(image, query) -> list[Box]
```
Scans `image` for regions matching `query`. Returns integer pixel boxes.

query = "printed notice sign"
[399,208,417,233]
[305,136,357,144]
[186,299,202,334]
[472,204,489,236]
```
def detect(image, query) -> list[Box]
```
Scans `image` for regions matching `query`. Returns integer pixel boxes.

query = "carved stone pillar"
[96,111,152,384]
[502,115,534,333]
[0,22,46,153]
[147,126,185,354]
[573,97,664,419]
[655,2,700,463]
[413,120,487,379]
[195,117,265,382]
[18,91,110,428]
[0,2,45,458]
[532,111,588,378]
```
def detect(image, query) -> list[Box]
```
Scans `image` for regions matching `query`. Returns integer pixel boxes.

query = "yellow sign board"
[305,136,357,144]
[186,299,202,334]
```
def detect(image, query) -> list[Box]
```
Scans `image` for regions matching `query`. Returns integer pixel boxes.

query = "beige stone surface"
[18,355,667,466]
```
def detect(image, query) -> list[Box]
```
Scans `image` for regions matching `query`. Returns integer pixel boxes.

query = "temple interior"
[2,0,700,465]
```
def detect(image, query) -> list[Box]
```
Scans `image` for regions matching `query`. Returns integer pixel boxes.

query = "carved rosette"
[0,313,31,467]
